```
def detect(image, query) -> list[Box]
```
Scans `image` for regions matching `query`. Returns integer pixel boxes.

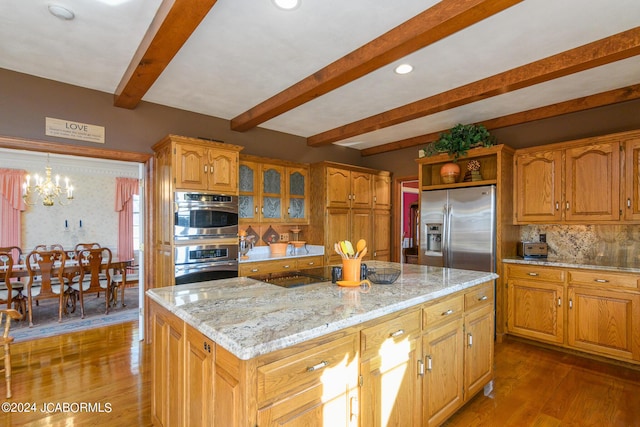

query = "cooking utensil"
[335,242,346,259]
[355,239,366,258]
[357,247,367,259]
[344,240,355,257]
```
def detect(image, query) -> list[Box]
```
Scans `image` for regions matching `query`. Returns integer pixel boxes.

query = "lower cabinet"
[359,310,422,427]
[150,282,494,427]
[239,255,324,276]
[505,262,640,365]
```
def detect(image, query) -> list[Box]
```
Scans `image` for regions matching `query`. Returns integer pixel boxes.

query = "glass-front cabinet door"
[261,165,285,222]
[239,161,259,224]
[287,167,308,223]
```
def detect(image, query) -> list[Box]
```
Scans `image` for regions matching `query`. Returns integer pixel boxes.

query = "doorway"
[393,175,419,263]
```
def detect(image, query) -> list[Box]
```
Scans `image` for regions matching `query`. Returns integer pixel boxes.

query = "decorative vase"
[440,162,460,184]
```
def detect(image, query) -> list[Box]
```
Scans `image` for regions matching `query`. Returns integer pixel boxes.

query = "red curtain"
[115,177,139,262]
[0,168,26,248]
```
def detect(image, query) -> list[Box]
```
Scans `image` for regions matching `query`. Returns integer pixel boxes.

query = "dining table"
[0,256,133,313]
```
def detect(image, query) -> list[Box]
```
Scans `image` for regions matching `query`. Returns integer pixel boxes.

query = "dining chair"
[110,251,138,308]
[0,308,22,398]
[25,249,70,327]
[72,247,112,316]
[74,242,101,251]
[0,252,21,310]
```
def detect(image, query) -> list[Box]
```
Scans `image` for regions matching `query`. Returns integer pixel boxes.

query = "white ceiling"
[1,0,639,153]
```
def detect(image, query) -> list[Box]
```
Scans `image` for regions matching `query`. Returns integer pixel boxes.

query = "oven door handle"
[175,261,238,276]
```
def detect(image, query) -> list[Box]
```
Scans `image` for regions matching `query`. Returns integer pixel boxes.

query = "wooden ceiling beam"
[230,0,523,132]
[310,26,640,147]
[360,83,640,156]
[113,0,217,109]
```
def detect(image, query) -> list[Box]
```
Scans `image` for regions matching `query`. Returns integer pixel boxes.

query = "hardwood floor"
[2,323,639,426]
[445,336,640,427]
[2,321,150,426]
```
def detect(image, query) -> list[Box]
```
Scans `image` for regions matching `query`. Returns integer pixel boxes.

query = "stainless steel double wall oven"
[174,192,239,284]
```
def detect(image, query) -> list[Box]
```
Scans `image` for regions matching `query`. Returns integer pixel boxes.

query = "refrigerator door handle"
[443,204,452,267]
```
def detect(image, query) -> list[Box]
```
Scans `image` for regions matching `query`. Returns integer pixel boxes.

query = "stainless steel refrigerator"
[419,185,496,272]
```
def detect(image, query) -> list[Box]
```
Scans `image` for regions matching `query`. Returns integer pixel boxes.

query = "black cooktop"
[248,266,333,288]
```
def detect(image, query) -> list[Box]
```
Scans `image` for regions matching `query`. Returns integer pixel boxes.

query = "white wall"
[0,148,140,257]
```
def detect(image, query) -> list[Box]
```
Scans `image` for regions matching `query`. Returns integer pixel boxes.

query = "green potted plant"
[422,123,496,183]
[423,123,495,160]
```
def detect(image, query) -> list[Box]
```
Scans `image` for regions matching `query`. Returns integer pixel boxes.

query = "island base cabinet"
[184,325,214,427]
[151,303,184,427]
[422,317,465,427]
[567,286,640,361]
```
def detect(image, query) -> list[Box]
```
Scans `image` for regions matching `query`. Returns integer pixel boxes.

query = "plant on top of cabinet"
[423,123,496,161]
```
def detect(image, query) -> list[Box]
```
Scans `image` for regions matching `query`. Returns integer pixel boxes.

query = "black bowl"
[366,268,400,284]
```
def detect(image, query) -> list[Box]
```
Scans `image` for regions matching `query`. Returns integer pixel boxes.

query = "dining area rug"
[10,287,139,342]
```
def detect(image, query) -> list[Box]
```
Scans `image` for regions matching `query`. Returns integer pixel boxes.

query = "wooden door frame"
[392,174,418,262]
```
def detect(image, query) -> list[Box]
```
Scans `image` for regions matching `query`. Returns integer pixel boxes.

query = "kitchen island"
[147,261,498,427]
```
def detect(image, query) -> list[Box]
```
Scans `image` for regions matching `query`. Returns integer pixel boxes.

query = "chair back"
[33,244,65,252]
[74,242,101,252]
[0,251,14,308]
[26,249,67,298]
[76,247,112,292]
[0,247,22,264]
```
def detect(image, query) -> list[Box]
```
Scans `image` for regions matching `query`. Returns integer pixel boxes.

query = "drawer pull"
[442,309,454,316]
[389,329,405,338]
[478,295,488,301]
[306,360,329,372]
[594,279,609,283]
[283,265,291,269]
[251,268,259,272]
[528,272,539,276]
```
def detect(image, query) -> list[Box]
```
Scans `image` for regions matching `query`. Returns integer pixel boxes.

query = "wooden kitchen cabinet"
[624,138,640,221]
[506,264,565,344]
[513,131,640,224]
[174,141,239,193]
[151,303,185,427]
[505,262,640,365]
[514,149,563,222]
[463,283,494,399]
[310,162,391,265]
[184,324,215,426]
[238,255,324,276]
[565,142,620,221]
[256,333,359,427]
[239,156,310,224]
[360,310,422,427]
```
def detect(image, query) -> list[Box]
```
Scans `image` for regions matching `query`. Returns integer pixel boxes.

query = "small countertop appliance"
[517,242,548,259]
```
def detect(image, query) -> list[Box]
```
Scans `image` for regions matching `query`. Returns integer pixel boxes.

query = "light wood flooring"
[2,322,640,426]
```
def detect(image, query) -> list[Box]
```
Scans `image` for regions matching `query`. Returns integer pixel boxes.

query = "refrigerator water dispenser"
[426,223,442,252]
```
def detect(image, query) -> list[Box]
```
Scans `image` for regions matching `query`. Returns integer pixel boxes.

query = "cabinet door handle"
[566,201,570,210]
[442,309,454,316]
[418,360,424,376]
[558,297,561,307]
[426,355,432,371]
[389,329,405,338]
[255,206,258,214]
[628,198,632,208]
[467,333,473,347]
[209,165,213,174]
[348,194,352,200]
[569,299,573,309]
[478,295,488,301]
[555,202,559,211]
[307,360,329,372]
[594,278,609,283]
[204,165,208,173]
[350,396,359,419]
[528,272,539,276]
[352,194,356,200]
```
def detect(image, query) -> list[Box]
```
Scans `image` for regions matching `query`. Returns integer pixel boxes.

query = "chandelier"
[22,155,74,207]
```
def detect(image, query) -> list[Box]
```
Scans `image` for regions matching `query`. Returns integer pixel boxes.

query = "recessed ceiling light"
[272,0,300,11]
[48,4,75,20]
[394,64,413,75]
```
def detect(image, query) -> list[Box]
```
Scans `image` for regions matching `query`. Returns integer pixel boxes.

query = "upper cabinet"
[174,140,240,194]
[326,167,373,209]
[514,130,640,224]
[239,156,309,224]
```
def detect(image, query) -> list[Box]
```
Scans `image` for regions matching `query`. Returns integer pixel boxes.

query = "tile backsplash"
[520,224,640,266]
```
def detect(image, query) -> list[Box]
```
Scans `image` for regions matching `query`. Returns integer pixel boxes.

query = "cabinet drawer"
[239,260,296,276]
[296,256,324,269]
[361,310,421,360]
[423,295,464,328]
[257,333,358,405]
[568,270,638,289]
[507,264,565,283]
[465,283,494,311]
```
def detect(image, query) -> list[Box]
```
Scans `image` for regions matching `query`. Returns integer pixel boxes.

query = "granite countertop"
[503,257,640,274]
[146,261,497,360]
[238,244,324,263]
